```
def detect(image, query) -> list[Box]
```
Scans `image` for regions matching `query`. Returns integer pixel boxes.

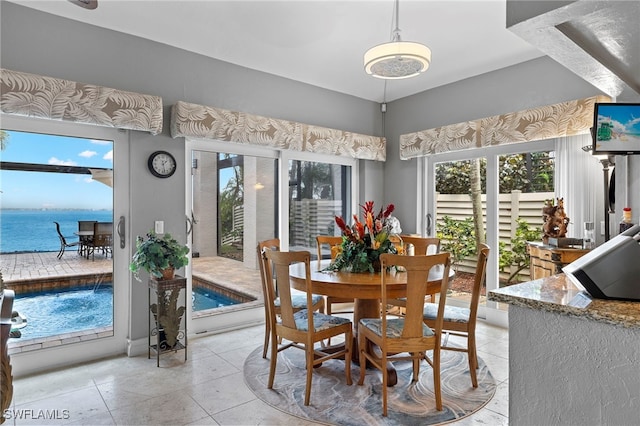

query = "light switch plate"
[155,221,164,234]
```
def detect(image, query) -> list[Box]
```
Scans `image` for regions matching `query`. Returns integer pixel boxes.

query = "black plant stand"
[148,275,187,366]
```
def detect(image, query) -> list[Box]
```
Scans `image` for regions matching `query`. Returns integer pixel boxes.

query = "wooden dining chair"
[387,235,442,312]
[257,239,324,358]
[262,248,352,406]
[400,235,440,255]
[315,235,353,316]
[358,252,451,416]
[423,243,489,388]
[54,221,81,259]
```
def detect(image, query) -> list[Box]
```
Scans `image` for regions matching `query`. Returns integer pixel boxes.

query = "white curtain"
[555,134,601,239]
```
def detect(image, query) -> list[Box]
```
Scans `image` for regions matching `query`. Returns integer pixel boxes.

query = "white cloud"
[103,150,113,162]
[90,139,111,145]
[48,157,77,166]
[79,150,97,158]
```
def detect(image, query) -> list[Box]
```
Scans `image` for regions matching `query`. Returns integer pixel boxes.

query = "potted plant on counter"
[130,230,190,349]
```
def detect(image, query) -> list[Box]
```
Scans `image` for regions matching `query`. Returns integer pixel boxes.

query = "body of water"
[1,209,113,253]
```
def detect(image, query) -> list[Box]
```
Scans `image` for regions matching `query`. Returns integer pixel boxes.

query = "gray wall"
[0,2,383,342]
[2,2,639,344]
[383,56,640,233]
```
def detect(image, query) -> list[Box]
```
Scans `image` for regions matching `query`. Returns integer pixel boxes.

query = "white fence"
[437,190,552,281]
[221,205,244,246]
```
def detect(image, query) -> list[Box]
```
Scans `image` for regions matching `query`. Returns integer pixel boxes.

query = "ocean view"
[0,209,113,253]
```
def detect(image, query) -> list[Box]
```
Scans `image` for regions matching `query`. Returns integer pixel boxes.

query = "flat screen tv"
[592,103,640,155]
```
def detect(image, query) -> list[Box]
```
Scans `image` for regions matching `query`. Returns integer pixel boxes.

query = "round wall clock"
[148,150,177,178]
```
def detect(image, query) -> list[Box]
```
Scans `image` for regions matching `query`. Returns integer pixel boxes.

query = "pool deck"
[0,252,263,302]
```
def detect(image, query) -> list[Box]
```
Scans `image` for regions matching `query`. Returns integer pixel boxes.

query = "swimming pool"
[13,285,114,340]
[12,283,245,340]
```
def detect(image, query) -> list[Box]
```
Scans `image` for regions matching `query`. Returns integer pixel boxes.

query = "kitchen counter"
[489,273,640,329]
[488,274,640,425]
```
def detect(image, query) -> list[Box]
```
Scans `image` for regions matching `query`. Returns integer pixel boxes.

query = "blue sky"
[1,130,113,210]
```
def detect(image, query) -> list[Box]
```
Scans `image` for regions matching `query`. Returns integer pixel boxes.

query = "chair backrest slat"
[264,249,312,331]
[400,235,440,255]
[380,252,451,340]
[316,235,342,260]
[469,243,490,323]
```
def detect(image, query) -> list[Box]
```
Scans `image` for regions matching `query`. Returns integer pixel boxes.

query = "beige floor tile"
[9,321,510,425]
[12,386,110,425]
[210,398,319,426]
[108,392,209,426]
[187,372,257,416]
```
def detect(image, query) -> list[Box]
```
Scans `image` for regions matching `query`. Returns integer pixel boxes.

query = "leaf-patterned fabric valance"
[399,95,611,159]
[170,101,386,161]
[0,69,163,135]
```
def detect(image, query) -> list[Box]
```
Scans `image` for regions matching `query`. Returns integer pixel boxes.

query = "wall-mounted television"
[592,103,640,155]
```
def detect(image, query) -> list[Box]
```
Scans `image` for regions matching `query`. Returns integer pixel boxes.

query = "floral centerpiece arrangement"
[325,201,398,273]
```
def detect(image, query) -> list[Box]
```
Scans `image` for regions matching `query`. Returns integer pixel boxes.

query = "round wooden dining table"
[289,258,453,386]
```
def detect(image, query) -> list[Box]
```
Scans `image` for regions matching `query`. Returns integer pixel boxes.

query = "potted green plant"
[130,230,190,281]
[130,231,190,349]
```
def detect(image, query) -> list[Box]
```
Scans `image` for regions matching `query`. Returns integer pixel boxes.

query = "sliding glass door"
[423,139,555,324]
[1,114,129,372]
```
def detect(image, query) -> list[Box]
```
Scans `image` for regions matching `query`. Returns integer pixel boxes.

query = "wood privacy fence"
[437,190,552,281]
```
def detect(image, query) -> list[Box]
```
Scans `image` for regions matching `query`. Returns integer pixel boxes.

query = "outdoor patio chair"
[358,252,451,416]
[77,220,97,257]
[262,248,352,406]
[423,243,489,388]
[87,222,113,261]
[54,221,81,259]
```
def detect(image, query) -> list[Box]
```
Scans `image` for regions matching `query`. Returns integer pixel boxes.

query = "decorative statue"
[542,198,570,241]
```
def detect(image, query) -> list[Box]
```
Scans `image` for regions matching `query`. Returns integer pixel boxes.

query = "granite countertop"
[488,274,640,329]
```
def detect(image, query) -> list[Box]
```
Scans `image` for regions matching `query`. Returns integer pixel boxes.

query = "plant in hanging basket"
[130,230,190,281]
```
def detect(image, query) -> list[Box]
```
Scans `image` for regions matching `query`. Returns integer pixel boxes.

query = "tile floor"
[5,320,509,425]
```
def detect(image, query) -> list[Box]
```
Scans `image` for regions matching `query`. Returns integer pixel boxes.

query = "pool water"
[12,284,242,340]
[13,285,114,340]
[192,287,242,311]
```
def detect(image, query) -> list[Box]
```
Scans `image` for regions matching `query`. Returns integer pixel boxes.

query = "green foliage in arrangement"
[498,219,542,284]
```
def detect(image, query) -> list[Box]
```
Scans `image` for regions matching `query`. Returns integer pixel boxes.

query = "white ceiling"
[7,0,545,102]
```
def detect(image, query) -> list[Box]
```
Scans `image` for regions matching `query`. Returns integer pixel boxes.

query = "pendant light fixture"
[364,0,431,79]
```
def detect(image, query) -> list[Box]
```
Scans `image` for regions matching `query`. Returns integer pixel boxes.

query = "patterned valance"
[170,101,386,161]
[399,95,611,160]
[0,69,163,135]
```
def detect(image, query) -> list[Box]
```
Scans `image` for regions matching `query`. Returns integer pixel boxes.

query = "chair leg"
[262,317,270,359]
[433,347,443,411]
[344,328,352,385]
[304,346,313,406]
[267,331,278,389]
[468,331,479,388]
[382,353,388,417]
[412,353,420,382]
[357,331,367,386]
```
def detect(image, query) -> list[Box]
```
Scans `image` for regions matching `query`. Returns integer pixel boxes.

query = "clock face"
[148,151,176,178]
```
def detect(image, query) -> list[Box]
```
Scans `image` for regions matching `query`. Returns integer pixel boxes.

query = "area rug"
[243,345,496,425]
